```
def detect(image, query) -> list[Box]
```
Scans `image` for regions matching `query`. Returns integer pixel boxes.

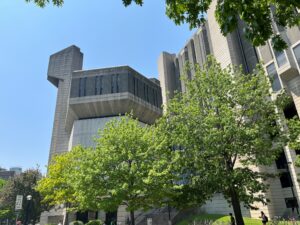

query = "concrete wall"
[71,69,162,108]
[47,46,83,162]
[157,52,178,106]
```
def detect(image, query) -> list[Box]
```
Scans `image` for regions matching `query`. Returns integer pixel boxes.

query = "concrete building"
[158,0,300,220]
[10,167,22,175]
[0,167,22,180]
[0,168,15,180]
[42,45,162,225]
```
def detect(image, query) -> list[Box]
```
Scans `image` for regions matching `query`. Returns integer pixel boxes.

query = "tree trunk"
[130,210,135,225]
[230,188,244,225]
[64,202,70,225]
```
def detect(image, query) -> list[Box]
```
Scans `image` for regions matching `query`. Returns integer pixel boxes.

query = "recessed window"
[133,77,136,95]
[95,76,99,95]
[116,74,119,93]
[274,50,288,68]
[275,151,287,169]
[111,75,114,93]
[99,76,103,94]
[283,101,298,119]
[280,172,292,188]
[285,197,298,208]
[79,77,87,97]
[293,44,300,68]
[266,63,281,92]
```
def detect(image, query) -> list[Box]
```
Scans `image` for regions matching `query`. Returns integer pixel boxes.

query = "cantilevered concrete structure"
[42,45,162,225]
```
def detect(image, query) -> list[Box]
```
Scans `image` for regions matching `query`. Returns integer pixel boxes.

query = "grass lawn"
[176,214,263,225]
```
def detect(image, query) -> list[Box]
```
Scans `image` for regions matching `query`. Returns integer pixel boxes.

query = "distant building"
[10,167,22,175]
[0,168,15,180]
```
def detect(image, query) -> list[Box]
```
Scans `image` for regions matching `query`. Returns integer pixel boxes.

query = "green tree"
[288,118,300,168]
[36,147,85,208]
[158,57,286,225]
[71,116,175,225]
[275,90,300,167]
[0,178,6,190]
[0,169,47,225]
[25,0,299,50]
[36,147,87,225]
[0,178,14,220]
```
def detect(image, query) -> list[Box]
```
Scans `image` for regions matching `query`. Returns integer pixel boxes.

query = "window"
[285,198,298,208]
[99,76,103,94]
[275,151,287,169]
[146,86,149,102]
[133,77,136,95]
[95,76,99,95]
[79,77,86,97]
[274,50,288,68]
[95,76,102,95]
[111,75,114,93]
[116,74,119,93]
[293,44,300,68]
[283,101,298,119]
[266,63,281,92]
[184,47,189,61]
[143,83,146,100]
[280,172,292,188]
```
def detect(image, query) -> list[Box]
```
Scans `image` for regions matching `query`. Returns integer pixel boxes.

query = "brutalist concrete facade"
[43,45,162,225]
[158,0,300,219]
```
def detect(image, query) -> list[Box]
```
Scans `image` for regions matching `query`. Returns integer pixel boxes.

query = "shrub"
[70,220,84,225]
[86,220,104,225]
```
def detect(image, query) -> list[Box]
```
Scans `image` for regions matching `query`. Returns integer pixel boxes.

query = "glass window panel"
[293,44,300,68]
[274,50,287,68]
[267,63,282,92]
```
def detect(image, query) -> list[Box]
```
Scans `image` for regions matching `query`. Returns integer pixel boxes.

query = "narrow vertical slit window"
[146,86,149,102]
[95,76,98,95]
[78,78,81,97]
[99,76,103,95]
[133,77,136,95]
[79,77,86,97]
[116,74,119,93]
[83,77,87,96]
[111,75,114,93]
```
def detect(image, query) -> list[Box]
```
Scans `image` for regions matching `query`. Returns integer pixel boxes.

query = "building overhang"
[65,92,162,132]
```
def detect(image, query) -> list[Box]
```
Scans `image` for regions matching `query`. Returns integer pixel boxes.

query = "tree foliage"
[70,116,177,225]
[24,0,300,50]
[0,169,47,224]
[158,57,286,225]
[275,89,300,167]
[38,116,179,225]
[36,147,86,208]
[0,179,6,191]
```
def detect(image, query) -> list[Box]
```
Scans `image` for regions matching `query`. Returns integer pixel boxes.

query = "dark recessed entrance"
[76,211,89,224]
[105,211,117,225]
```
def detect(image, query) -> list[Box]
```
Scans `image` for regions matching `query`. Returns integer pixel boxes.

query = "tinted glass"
[293,44,300,68]
[267,63,281,92]
[274,50,287,68]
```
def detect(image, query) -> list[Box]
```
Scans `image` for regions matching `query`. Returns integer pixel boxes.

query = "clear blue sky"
[0,0,194,173]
